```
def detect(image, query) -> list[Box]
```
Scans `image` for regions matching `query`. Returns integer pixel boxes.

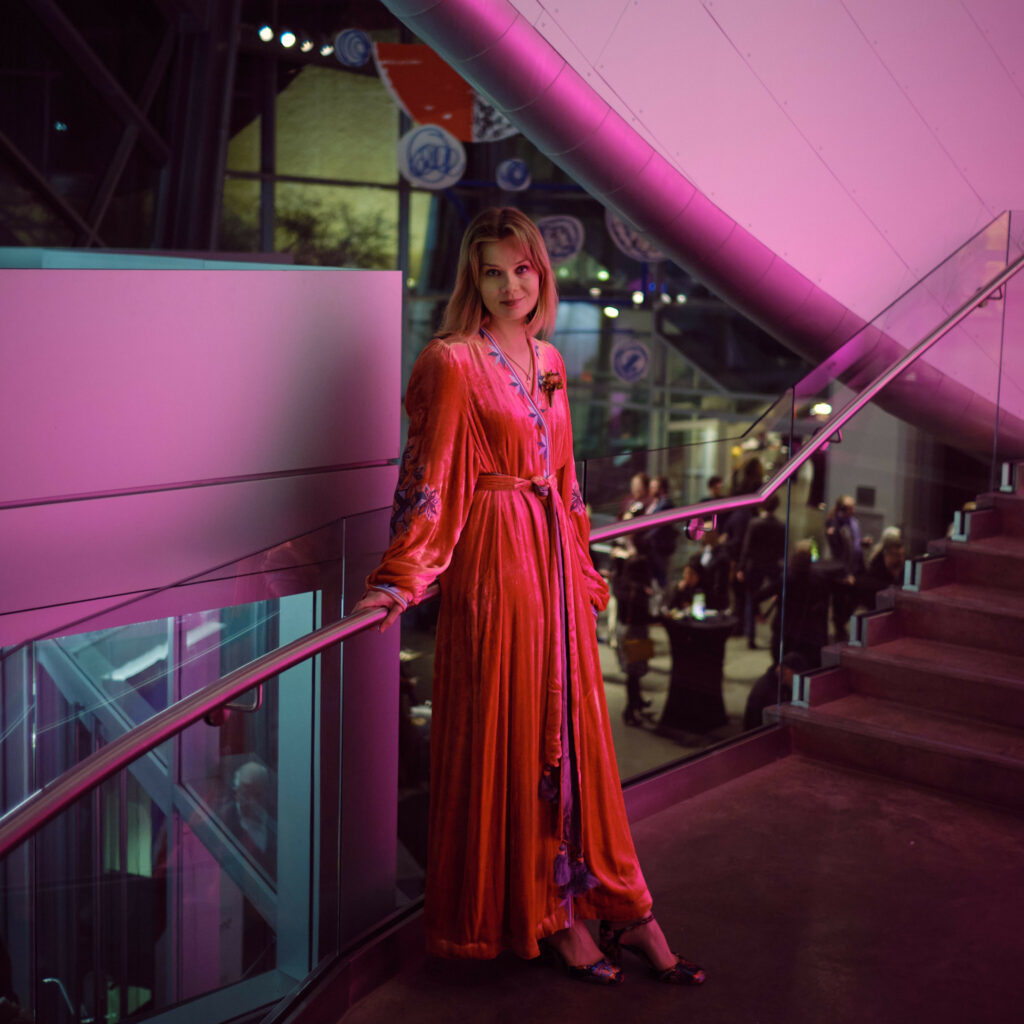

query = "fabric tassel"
[538,765,558,803]
[553,843,572,887]
[566,856,600,897]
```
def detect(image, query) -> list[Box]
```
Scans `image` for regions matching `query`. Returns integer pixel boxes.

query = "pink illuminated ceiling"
[382,0,1024,450]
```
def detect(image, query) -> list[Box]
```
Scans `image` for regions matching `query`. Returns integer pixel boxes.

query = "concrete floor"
[346,753,1024,1024]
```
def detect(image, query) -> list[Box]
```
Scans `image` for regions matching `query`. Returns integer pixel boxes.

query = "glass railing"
[0,506,406,1024]
[577,210,1024,783]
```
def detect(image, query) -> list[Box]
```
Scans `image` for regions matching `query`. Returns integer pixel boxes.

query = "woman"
[352,209,703,986]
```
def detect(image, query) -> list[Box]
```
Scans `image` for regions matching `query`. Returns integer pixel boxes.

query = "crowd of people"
[604,462,910,728]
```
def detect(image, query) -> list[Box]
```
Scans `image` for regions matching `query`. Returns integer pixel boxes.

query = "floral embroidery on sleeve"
[570,482,586,516]
[390,439,442,538]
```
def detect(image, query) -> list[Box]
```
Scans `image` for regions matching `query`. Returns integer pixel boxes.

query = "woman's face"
[478,237,540,328]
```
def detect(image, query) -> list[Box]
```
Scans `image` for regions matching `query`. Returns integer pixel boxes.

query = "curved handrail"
[0,604,398,859]
[3,250,1023,861]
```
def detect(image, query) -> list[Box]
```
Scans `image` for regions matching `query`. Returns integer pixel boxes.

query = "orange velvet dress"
[367,329,652,959]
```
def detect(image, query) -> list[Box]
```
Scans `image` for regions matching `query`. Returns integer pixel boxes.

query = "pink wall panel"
[963,0,1024,92]
[0,267,402,644]
[847,0,1024,210]
[699,1,987,281]
[0,466,397,634]
[1,269,401,503]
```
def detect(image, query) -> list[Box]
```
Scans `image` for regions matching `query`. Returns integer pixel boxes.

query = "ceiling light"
[258,24,274,42]
[603,306,620,318]
[280,30,297,48]
[631,290,644,305]
[596,269,610,282]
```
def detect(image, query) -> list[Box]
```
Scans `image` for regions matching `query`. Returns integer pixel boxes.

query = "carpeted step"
[839,637,1024,728]
[886,585,1024,658]
[777,694,1024,811]
[989,493,1024,538]
[940,534,1024,591]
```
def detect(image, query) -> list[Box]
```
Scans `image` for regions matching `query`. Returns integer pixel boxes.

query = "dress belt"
[476,472,554,497]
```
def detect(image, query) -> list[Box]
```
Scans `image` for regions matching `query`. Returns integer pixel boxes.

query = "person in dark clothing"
[613,548,654,726]
[665,559,703,612]
[736,494,786,649]
[639,475,677,590]
[764,542,831,668]
[697,530,731,611]
[721,457,764,627]
[826,495,865,640]
[743,652,808,731]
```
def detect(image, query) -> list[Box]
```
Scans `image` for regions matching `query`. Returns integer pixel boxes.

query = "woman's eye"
[516,264,531,274]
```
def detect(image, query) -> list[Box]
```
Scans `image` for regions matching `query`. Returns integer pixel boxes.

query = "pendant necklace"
[502,334,534,388]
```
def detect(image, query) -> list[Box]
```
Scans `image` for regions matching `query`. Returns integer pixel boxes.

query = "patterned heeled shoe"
[538,937,624,985]
[598,914,706,985]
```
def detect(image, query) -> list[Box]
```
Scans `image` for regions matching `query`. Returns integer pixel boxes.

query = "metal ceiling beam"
[24,0,171,164]
[0,126,104,245]
[87,26,178,242]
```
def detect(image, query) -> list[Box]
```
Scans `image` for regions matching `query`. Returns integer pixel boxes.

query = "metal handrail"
[3,249,1023,861]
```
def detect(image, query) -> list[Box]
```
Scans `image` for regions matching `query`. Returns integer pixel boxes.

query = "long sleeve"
[366,340,480,607]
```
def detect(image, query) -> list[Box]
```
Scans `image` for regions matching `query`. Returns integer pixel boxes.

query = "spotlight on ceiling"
[631,291,644,305]
[299,36,314,53]
[258,24,274,43]
[319,41,335,56]
[596,269,610,282]
[280,29,297,48]
[602,306,620,319]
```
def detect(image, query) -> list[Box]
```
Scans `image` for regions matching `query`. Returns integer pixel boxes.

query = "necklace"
[506,350,533,384]
[499,332,534,386]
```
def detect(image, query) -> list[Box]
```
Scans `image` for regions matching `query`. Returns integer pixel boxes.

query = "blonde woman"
[352,209,704,987]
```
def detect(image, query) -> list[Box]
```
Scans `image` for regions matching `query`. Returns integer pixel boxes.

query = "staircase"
[776,464,1024,811]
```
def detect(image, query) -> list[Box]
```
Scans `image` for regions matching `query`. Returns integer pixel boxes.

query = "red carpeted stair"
[777,467,1024,810]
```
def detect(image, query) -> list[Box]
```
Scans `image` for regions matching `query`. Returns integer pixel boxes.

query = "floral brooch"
[539,370,564,400]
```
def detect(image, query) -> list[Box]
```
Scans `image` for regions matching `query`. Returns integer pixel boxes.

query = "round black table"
[658,612,737,732]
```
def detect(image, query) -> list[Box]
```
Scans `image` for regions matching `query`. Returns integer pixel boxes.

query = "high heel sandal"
[598,914,706,985]
[538,937,624,985]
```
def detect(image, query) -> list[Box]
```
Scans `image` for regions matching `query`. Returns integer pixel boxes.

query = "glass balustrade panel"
[0,506,400,1023]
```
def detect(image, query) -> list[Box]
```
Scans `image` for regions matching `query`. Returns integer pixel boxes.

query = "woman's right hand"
[349,589,404,633]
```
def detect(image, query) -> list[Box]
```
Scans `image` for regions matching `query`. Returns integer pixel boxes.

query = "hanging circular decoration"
[612,339,652,382]
[496,158,531,192]
[605,208,666,263]
[536,215,585,265]
[397,124,466,190]
[334,29,371,67]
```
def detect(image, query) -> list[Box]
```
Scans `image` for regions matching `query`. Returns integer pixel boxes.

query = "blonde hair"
[439,208,558,339]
